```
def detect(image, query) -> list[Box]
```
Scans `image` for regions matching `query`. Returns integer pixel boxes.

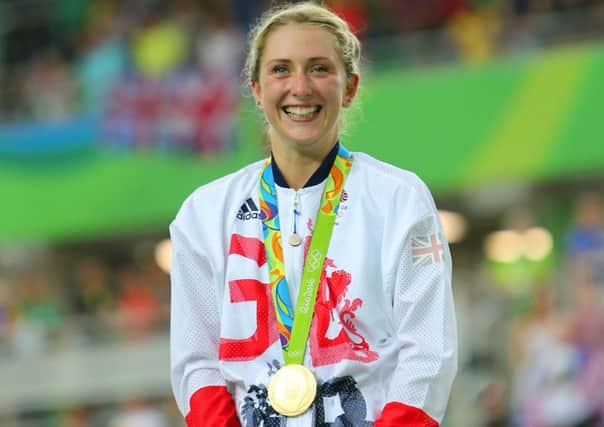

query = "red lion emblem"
[305,220,379,366]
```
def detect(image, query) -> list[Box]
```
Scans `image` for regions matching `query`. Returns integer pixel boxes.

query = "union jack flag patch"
[411,233,444,267]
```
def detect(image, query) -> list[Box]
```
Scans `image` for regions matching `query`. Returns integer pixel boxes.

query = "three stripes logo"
[237,198,260,221]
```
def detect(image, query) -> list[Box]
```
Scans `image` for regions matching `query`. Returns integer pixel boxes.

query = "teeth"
[284,106,320,117]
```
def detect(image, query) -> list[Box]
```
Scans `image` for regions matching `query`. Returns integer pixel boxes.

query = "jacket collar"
[271,142,340,188]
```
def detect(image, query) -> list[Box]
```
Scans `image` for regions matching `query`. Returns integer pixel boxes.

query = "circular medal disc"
[268,364,317,416]
[288,233,302,247]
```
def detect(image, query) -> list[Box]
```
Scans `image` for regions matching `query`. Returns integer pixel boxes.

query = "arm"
[170,221,241,427]
[375,187,458,426]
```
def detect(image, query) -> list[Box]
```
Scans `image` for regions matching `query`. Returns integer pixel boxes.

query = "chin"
[285,129,337,147]
[288,135,329,149]
[271,123,338,153]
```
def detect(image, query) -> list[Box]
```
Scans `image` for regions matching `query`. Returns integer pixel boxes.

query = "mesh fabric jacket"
[170,152,457,427]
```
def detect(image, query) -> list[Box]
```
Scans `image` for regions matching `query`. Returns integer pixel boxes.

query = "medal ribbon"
[258,144,353,365]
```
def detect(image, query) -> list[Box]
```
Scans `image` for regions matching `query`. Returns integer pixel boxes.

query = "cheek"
[258,80,279,102]
[325,78,348,102]
[327,88,346,109]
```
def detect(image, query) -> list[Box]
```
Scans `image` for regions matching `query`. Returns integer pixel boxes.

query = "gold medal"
[267,364,317,416]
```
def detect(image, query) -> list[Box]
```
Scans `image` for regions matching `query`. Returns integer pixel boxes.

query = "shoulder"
[351,151,435,211]
[171,159,264,231]
[187,160,264,204]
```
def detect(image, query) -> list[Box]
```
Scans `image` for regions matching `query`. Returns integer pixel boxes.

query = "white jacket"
[170,151,457,427]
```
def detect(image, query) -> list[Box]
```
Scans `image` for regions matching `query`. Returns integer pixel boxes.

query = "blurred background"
[1,0,603,426]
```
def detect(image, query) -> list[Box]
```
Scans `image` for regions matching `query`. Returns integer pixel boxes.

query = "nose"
[291,71,312,97]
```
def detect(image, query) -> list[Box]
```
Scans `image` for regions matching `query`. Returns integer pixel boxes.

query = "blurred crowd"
[508,193,604,427]
[1,0,604,127]
[449,192,604,427]
[0,252,170,359]
[0,247,174,426]
[1,0,246,154]
[0,396,183,427]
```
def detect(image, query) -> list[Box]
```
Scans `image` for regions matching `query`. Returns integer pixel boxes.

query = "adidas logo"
[237,198,260,221]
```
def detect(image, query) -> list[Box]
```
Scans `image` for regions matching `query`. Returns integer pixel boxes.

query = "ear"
[343,74,360,108]
[251,81,263,109]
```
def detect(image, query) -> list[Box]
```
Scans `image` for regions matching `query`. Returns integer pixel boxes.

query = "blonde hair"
[244,1,361,85]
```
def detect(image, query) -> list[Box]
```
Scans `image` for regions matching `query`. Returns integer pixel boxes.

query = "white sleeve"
[385,184,458,422]
[169,220,226,416]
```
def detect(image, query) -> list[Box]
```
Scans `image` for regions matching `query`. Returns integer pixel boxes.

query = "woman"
[170,2,457,426]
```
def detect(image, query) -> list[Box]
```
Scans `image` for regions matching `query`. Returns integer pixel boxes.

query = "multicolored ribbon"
[258,143,353,358]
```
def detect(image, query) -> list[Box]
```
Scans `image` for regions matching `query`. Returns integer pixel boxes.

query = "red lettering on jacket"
[219,278,278,361]
[229,234,266,266]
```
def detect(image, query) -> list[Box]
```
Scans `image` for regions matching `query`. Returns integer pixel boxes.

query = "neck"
[270,140,337,190]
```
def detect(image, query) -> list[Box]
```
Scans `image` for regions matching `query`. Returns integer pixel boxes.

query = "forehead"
[262,23,339,62]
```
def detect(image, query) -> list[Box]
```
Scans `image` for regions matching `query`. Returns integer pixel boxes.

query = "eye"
[271,64,289,74]
[311,64,328,73]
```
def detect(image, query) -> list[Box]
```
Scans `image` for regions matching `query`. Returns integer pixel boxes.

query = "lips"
[282,105,322,120]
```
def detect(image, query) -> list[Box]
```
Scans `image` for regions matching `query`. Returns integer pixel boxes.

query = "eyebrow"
[266,56,332,64]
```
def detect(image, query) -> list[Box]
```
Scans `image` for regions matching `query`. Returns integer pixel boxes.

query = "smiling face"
[251,24,359,159]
